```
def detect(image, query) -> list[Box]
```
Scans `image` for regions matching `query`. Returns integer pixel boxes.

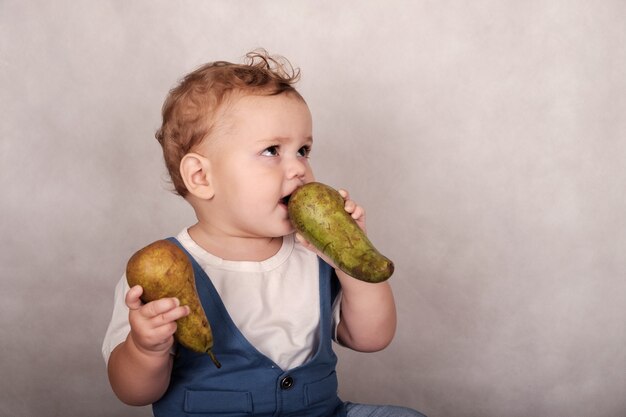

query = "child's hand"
[295,188,367,267]
[338,188,366,233]
[125,285,190,356]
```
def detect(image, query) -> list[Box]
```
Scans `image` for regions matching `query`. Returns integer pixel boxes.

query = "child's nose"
[285,157,307,179]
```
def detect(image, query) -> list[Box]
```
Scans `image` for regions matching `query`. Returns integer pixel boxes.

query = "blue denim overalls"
[153,238,346,417]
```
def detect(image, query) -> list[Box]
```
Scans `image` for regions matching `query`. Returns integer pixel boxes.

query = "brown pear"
[288,182,394,283]
[126,239,220,368]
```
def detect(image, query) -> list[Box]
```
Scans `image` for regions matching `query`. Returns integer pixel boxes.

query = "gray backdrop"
[1,1,625,416]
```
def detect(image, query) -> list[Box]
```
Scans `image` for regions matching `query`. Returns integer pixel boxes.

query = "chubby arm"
[298,189,397,352]
[107,285,189,406]
[334,270,397,352]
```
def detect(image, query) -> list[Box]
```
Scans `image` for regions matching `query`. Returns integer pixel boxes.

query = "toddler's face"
[200,93,315,238]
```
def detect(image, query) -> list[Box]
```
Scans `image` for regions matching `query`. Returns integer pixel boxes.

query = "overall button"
[280,376,294,390]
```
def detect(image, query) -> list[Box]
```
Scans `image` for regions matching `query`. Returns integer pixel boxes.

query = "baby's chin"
[262,219,294,238]
[278,222,296,237]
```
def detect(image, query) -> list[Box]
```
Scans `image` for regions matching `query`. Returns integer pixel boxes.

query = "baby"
[102,50,425,417]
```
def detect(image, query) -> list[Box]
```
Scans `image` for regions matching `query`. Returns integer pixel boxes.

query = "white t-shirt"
[102,230,342,371]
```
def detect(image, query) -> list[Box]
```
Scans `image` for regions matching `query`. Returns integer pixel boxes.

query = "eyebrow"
[257,136,313,145]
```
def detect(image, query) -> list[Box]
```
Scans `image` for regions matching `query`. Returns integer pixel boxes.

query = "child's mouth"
[280,194,291,206]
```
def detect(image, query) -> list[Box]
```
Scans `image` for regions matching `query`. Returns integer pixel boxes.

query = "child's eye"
[261,146,279,157]
[298,145,312,158]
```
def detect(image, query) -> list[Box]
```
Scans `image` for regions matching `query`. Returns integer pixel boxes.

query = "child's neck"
[188,223,283,262]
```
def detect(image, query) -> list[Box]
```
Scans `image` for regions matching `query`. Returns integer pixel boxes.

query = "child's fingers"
[142,297,181,320]
[338,189,365,220]
[294,232,306,245]
[350,205,365,220]
[336,188,367,231]
[338,189,358,212]
[295,233,316,251]
[147,303,189,342]
[344,199,357,213]
[125,285,144,311]
[296,233,323,257]
[127,294,189,352]
[151,304,190,327]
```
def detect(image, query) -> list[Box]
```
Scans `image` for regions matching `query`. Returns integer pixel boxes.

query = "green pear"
[288,182,394,283]
[126,239,220,368]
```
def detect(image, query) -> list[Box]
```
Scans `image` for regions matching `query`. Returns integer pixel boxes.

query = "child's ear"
[180,153,215,200]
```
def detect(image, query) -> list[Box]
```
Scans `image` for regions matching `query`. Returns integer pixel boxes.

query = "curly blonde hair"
[155,50,302,196]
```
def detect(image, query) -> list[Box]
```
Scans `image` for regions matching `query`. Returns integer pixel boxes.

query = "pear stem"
[207,350,221,368]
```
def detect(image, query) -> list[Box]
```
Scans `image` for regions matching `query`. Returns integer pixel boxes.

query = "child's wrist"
[128,333,172,361]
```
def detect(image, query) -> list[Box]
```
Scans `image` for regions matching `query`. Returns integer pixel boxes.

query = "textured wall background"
[1,1,624,416]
